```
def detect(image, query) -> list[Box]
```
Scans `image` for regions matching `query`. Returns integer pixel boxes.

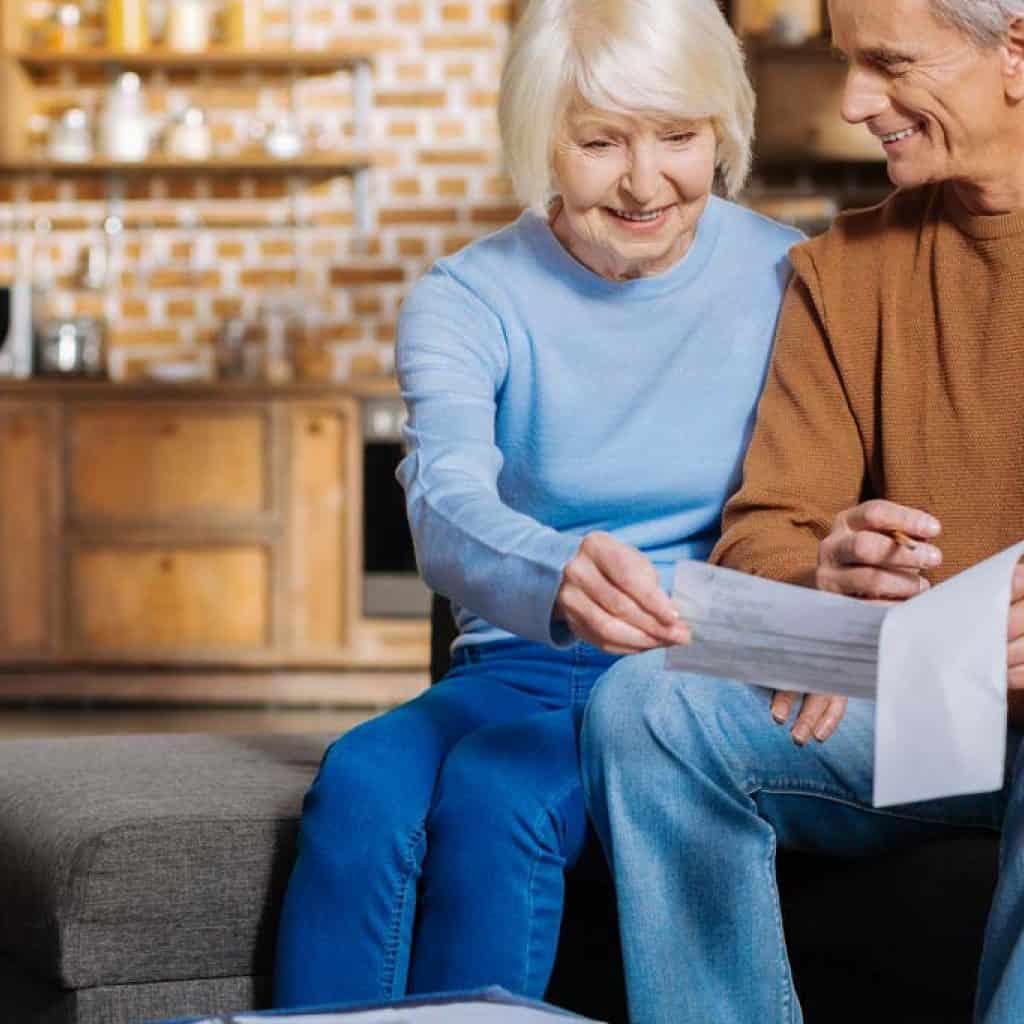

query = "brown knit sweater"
[711,183,1024,589]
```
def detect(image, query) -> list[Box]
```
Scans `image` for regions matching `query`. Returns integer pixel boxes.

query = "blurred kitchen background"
[0,0,888,736]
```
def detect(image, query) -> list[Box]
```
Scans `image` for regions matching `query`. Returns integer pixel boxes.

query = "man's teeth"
[613,209,664,222]
[882,125,920,143]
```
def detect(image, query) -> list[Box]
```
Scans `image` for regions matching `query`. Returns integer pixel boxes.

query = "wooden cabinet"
[0,404,55,657]
[0,382,429,689]
[287,403,359,654]
[68,406,272,524]
[72,543,272,655]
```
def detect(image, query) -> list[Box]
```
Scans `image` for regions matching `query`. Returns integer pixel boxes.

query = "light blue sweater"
[396,197,801,648]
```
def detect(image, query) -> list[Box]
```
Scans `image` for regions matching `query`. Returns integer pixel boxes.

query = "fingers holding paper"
[556,532,692,655]
[767,501,940,744]
[817,499,943,600]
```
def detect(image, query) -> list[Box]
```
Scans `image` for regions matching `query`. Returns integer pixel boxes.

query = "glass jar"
[101,72,151,162]
[48,108,93,163]
[165,107,212,161]
[48,4,83,52]
[223,0,262,49]
[167,0,214,52]
[106,0,150,51]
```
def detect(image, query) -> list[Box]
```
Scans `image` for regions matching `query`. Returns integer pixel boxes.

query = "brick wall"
[1,0,518,380]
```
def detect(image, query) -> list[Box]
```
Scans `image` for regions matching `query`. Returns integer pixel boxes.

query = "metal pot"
[36,317,106,377]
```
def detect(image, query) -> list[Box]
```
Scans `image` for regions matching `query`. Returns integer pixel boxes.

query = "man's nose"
[841,65,888,125]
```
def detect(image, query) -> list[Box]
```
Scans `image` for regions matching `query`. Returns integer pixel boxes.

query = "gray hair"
[930,0,1024,46]
[499,0,755,214]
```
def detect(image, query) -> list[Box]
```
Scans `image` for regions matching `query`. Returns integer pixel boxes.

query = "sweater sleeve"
[395,267,583,646]
[709,255,867,586]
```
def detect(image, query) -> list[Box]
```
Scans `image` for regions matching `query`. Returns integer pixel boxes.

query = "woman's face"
[551,105,718,281]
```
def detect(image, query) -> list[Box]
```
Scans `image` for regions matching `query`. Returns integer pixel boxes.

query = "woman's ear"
[1002,17,1024,102]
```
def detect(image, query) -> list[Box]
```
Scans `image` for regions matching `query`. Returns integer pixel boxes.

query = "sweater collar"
[943,183,1024,241]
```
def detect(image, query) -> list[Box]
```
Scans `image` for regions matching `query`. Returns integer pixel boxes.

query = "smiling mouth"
[880,122,924,145]
[606,206,672,223]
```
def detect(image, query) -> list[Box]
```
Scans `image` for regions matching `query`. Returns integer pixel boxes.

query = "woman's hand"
[555,532,691,654]
[773,500,942,746]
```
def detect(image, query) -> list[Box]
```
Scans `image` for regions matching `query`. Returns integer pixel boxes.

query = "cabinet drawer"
[68,406,270,523]
[71,545,271,654]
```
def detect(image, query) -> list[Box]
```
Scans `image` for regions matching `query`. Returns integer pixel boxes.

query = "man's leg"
[975,739,1024,1023]
[581,649,1002,1024]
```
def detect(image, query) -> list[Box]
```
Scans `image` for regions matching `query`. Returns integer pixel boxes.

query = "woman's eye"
[665,133,695,145]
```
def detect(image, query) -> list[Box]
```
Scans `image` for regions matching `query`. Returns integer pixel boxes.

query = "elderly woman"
[273,0,800,1007]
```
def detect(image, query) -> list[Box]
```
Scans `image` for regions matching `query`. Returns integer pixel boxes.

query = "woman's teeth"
[611,208,665,222]
[882,125,921,143]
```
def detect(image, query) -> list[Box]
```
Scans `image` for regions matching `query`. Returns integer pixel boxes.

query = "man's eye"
[583,139,614,150]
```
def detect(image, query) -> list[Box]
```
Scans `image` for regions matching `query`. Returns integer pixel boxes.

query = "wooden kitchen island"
[0,379,429,706]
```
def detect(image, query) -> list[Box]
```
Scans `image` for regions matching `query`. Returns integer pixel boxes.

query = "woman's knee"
[429,726,585,859]
[304,713,432,839]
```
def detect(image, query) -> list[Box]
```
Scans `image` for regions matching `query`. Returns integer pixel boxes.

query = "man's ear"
[1002,16,1024,102]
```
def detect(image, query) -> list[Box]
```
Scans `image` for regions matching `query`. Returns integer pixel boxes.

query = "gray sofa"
[0,726,1004,1024]
[0,733,330,1024]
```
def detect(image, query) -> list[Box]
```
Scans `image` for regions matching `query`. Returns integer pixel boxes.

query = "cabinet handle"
[159,556,175,573]
[158,423,180,438]
[307,420,323,436]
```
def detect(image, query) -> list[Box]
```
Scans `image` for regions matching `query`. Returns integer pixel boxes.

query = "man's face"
[829,0,1014,191]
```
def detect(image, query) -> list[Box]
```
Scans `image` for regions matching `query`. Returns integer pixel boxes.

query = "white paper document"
[666,541,1024,807]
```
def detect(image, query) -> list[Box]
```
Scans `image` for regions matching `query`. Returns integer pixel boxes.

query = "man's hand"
[816,499,942,599]
[556,532,691,654]
[774,500,943,746]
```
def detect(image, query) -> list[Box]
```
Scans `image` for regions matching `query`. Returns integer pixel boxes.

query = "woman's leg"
[407,644,615,998]
[272,650,545,1008]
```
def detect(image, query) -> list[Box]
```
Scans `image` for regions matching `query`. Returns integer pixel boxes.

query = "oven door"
[362,398,433,618]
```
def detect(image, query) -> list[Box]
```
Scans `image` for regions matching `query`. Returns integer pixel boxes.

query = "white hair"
[930,0,1024,46]
[498,0,755,215]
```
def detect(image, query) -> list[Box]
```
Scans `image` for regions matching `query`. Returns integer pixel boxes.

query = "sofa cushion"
[0,733,332,990]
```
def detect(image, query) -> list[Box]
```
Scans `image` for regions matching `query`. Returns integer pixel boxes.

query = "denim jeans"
[272,637,618,1009]
[581,649,1024,1024]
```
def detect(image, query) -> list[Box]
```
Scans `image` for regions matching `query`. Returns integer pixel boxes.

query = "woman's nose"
[623,144,660,204]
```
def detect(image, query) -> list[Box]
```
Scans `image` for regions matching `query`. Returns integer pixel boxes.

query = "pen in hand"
[889,529,918,551]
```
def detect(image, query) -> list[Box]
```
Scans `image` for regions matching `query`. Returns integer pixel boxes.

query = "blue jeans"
[273,637,618,1008]
[581,650,1024,1024]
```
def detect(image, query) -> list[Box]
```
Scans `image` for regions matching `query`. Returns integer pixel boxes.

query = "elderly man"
[581,0,1024,1022]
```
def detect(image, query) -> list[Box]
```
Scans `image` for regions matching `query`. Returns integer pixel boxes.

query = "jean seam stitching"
[752,782,1000,831]
[379,821,426,997]
[521,777,578,996]
[763,828,794,1023]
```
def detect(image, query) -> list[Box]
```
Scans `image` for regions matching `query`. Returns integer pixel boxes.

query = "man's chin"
[885,158,934,191]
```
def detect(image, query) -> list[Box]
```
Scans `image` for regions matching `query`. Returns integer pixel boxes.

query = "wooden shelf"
[11,47,378,74]
[0,152,373,175]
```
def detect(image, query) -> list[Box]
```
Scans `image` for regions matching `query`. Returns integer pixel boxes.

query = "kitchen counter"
[0,376,400,400]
